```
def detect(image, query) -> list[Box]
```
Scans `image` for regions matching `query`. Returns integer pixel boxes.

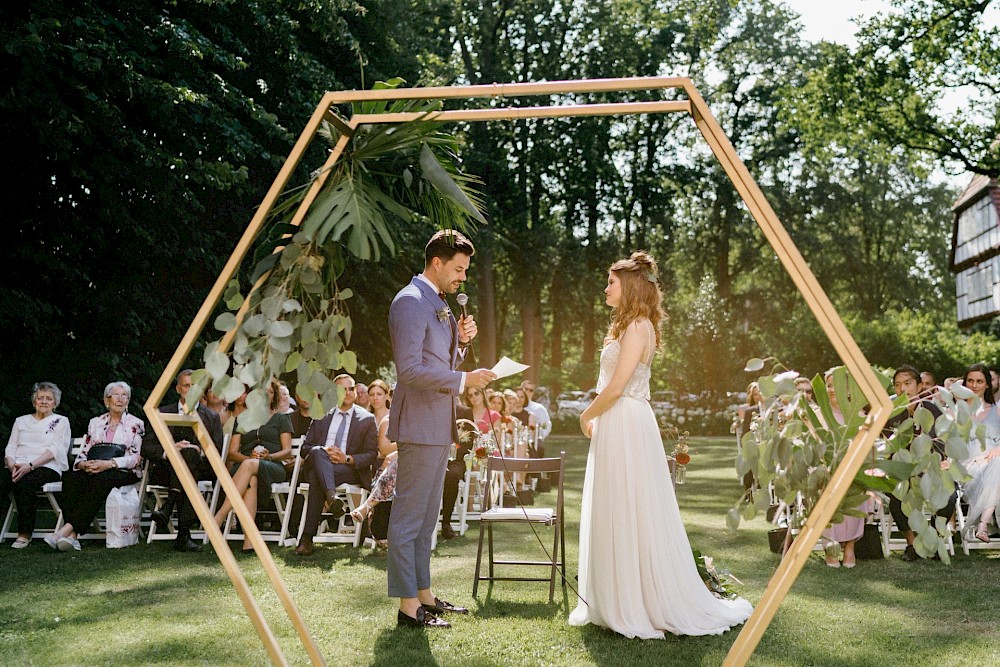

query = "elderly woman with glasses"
[2,382,72,549]
[45,381,145,552]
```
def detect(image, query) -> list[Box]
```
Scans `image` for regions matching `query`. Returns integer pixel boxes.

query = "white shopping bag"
[106,485,141,548]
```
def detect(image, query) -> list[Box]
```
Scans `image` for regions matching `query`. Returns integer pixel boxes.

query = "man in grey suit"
[388,230,496,628]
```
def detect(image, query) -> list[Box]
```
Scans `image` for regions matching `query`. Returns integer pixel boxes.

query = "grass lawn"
[3,435,999,666]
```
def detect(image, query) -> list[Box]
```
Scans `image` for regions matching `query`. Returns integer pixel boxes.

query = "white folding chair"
[220,438,303,544]
[954,485,1000,554]
[295,480,369,548]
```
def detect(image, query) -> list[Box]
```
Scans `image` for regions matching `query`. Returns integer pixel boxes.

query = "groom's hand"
[466,368,496,389]
[458,315,478,344]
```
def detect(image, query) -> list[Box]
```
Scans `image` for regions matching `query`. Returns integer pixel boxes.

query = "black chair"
[472,452,566,602]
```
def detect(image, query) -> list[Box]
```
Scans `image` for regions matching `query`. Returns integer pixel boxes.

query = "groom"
[387,230,496,628]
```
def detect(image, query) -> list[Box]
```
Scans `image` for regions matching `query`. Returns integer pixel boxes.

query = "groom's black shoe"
[397,607,450,628]
[421,597,468,615]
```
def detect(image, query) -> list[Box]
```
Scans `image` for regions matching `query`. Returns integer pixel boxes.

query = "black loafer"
[173,537,203,553]
[440,525,457,540]
[397,607,450,628]
[323,497,346,519]
[421,597,468,615]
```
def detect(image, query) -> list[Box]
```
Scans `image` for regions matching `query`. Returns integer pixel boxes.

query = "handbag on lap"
[87,444,126,461]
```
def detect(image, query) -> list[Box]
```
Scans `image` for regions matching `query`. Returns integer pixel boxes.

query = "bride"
[568,251,753,639]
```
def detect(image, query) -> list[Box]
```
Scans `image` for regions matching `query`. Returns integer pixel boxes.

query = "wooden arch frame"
[142,77,892,666]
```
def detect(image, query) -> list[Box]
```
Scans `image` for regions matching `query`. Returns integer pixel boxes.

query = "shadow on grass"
[273,542,386,571]
[368,625,438,667]
[471,584,570,621]
[578,622,717,667]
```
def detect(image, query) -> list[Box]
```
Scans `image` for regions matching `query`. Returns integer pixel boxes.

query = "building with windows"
[951,174,1000,327]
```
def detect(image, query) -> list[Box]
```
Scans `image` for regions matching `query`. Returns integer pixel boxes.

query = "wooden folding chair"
[472,452,566,602]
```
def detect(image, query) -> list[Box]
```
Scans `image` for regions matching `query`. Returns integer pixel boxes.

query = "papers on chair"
[490,356,530,380]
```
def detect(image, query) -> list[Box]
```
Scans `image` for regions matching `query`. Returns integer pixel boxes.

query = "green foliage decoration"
[729,362,983,563]
[186,79,485,430]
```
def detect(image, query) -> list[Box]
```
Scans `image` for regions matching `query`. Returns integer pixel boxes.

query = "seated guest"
[506,389,535,430]
[289,392,313,439]
[919,371,936,400]
[295,374,378,556]
[519,380,552,451]
[223,388,248,439]
[487,390,516,438]
[277,381,293,415]
[957,363,1000,544]
[518,380,552,459]
[819,369,874,568]
[368,380,392,449]
[143,369,224,552]
[465,386,500,435]
[439,402,476,539]
[212,378,292,552]
[201,389,229,423]
[2,382,71,548]
[883,365,953,561]
[351,396,398,546]
[44,382,143,552]
[355,382,371,412]
[794,377,814,402]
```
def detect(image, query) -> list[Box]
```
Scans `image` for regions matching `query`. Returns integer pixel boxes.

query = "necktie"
[334,411,349,452]
[439,292,446,301]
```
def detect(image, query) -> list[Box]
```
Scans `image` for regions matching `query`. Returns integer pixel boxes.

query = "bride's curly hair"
[606,251,665,349]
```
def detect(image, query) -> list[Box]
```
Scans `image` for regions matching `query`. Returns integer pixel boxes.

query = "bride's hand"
[580,416,593,438]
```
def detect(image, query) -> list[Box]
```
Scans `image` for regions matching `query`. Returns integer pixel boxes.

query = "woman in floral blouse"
[2,382,71,548]
[45,381,144,552]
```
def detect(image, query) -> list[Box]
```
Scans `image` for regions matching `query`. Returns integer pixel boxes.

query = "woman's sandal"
[975,521,991,543]
[12,537,31,549]
[350,503,372,523]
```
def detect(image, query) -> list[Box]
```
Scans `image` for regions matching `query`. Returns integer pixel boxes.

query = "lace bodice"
[596,322,654,401]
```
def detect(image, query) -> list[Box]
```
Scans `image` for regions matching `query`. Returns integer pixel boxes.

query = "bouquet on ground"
[693,548,742,599]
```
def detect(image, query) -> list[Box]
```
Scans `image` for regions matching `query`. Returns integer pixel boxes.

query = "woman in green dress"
[213,378,292,550]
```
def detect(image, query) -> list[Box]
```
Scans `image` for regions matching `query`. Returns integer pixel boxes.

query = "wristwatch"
[110,459,119,469]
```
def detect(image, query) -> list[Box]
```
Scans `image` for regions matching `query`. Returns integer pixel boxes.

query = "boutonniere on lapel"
[436,307,452,322]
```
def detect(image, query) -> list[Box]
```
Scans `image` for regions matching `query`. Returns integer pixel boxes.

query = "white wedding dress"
[568,321,753,638]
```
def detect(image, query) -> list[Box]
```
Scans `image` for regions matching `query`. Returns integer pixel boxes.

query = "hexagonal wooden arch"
[142,77,893,666]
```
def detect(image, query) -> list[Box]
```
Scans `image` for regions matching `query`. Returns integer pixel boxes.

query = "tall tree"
[0,0,437,433]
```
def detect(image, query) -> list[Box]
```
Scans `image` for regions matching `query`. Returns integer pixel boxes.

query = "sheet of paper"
[490,356,530,380]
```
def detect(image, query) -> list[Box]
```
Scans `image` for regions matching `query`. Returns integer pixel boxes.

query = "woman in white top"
[45,381,144,552]
[2,382,71,548]
[959,363,1000,542]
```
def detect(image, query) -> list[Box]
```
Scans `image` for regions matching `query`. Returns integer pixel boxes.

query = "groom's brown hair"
[425,229,475,266]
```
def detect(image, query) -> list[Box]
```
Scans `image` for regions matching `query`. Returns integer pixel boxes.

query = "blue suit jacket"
[301,407,378,489]
[387,276,461,446]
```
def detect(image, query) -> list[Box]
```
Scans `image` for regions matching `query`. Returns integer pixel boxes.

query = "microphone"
[455,293,476,365]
